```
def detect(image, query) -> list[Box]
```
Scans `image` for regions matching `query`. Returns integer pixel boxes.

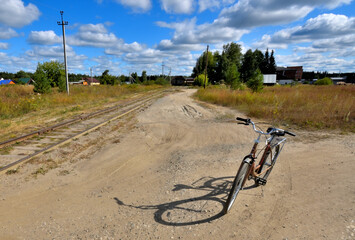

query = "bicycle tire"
[224,160,250,214]
[256,145,280,184]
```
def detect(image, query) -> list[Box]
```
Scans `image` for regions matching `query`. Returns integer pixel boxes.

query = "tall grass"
[0,84,165,140]
[195,85,355,131]
[0,84,162,120]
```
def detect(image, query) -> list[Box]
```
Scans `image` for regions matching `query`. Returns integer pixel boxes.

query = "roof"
[18,77,33,84]
[0,79,15,85]
[84,77,100,83]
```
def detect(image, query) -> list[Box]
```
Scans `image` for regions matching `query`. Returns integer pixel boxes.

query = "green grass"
[194,85,355,132]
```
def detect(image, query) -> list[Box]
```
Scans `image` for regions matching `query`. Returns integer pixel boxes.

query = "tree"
[268,50,276,74]
[33,65,51,94]
[247,69,264,92]
[222,42,242,70]
[225,63,241,90]
[241,49,257,82]
[36,61,65,87]
[15,70,30,79]
[253,49,265,73]
[142,71,147,82]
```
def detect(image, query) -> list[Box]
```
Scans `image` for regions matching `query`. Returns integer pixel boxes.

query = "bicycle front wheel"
[224,160,250,214]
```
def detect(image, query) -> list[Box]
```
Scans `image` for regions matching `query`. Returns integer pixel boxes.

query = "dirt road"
[1,89,354,239]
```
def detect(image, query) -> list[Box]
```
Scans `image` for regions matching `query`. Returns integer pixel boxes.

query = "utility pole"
[162,61,165,77]
[57,11,69,95]
[204,45,209,89]
[90,67,93,85]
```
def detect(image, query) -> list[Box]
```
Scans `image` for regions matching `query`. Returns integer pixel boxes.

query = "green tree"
[36,61,65,87]
[58,70,66,92]
[222,43,242,70]
[253,49,265,73]
[33,66,51,94]
[268,50,276,74]
[142,70,148,82]
[241,49,257,82]
[225,63,241,90]
[247,69,264,92]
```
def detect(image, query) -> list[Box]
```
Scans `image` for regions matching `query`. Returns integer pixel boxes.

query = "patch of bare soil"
[0,89,354,240]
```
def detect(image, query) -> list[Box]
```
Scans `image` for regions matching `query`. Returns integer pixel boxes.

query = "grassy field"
[195,85,355,132]
[0,84,166,141]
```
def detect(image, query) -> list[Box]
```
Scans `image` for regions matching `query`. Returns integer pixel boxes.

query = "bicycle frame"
[243,129,287,183]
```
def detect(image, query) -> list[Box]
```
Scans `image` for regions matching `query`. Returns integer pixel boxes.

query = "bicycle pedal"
[256,177,267,186]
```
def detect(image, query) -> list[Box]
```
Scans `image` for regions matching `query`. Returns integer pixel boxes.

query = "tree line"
[191,43,276,91]
[0,61,169,94]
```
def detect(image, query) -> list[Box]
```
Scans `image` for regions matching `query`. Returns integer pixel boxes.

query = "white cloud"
[198,0,234,12]
[0,0,40,28]
[276,53,354,72]
[160,0,194,14]
[0,27,18,39]
[28,31,62,45]
[254,14,355,49]
[0,42,9,49]
[68,24,120,48]
[105,41,145,55]
[114,0,151,12]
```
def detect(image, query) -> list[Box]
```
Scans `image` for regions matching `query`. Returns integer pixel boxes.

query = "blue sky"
[0,0,354,76]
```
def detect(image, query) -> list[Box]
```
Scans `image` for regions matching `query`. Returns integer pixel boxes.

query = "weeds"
[195,85,355,132]
[6,169,18,175]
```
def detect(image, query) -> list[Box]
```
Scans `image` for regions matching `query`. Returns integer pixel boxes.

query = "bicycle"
[224,117,296,214]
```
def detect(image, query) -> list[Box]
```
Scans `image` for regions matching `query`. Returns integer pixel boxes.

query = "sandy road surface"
[1,89,354,239]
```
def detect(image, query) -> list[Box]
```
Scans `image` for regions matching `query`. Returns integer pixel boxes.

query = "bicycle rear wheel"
[257,145,280,184]
[224,160,250,214]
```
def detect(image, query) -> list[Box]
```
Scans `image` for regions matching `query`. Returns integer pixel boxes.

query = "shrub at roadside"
[314,77,333,85]
[194,74,209,87]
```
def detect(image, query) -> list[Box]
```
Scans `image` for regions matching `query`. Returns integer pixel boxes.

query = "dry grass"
[195,85,355,132]
[0,84,166,141]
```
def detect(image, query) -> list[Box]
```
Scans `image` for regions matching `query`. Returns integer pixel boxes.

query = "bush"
[314,77,333,85]
[194,74,208,87]
[33,70,51,94]
[155,77,169,85]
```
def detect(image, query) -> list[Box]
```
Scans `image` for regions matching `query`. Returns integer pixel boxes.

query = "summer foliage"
[192,42,275,92]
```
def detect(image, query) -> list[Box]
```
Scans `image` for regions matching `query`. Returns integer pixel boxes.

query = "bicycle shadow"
[114,176,235,226]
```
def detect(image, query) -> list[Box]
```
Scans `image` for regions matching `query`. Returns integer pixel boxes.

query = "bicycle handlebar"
[236,117,296,137]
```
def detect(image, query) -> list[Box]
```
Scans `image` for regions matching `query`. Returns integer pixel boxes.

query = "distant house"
[84,77,100,86]
[171,76,194,86]
[17,77,34,85]
[0,79,15,85]
[263,74,276,85]
[278,79,294,85]
[276,66,303,80]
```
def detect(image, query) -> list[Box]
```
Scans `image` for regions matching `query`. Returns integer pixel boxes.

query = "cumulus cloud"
[254,14,355,49]
[0,42,9,49]
[198,0,234,12]
[276,53,354,72]
[114,0,151,12]
[160,0,194,14]
[0,0,40,28]
[0,27,18,39]
[68,23,120,48]
[105,41,145,56]
[28,31,62,45]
